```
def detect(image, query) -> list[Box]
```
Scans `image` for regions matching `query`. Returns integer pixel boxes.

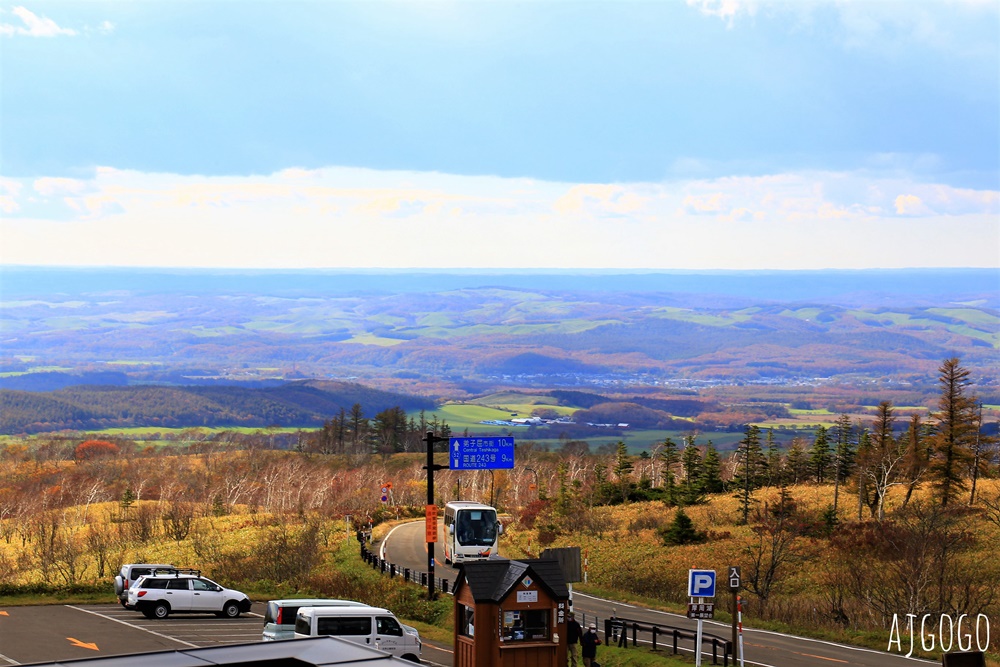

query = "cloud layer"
[2,166,997,270]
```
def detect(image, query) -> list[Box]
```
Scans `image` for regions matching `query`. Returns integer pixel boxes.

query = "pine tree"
[855,429,873,520]
[349,403,367,454]
[765,428,782,487]
[809,425,832,483]
[680,436,704,505]
[930,358,978,507]
[700,441,725,494]
[868,401,902,521]
[832,414,855,513]
[612,441,634,503]
[785,437,808,485]
[968,402,992,505]
[555,462,572,516]
[659,508,705,546]
[733,425,763,524]
[900,413,929,509]
[658,437,681,506]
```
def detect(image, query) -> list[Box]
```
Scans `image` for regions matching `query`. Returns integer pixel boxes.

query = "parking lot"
[0,602,268,664]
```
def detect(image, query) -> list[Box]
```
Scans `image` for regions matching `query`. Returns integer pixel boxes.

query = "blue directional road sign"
[449,436,515,470]
[688,569,717,598]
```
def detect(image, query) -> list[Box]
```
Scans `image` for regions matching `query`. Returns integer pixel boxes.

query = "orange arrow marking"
[0,611,9,616]
[67,638,99,651]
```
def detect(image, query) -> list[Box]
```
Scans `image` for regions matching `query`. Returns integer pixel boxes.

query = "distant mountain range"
[1,268,996,393]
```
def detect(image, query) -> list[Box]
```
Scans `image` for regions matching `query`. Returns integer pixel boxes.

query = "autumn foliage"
[73,440,119,462]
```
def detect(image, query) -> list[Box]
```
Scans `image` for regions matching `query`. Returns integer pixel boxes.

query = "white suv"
[126,573,252,619]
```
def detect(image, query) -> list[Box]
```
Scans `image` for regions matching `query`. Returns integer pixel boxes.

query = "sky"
[1,0,998,270]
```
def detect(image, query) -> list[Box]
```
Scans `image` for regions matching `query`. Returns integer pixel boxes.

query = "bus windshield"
[455,509,498,547]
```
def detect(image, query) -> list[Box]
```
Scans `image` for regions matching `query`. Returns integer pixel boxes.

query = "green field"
[92,426,308,436]
[788,407,834,416]
[0,366,73,377]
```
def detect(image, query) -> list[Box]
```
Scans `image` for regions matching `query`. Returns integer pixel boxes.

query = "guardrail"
[359,541,454,595]
[605,616,733,666]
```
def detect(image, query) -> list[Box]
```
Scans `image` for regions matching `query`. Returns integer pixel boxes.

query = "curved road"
[378,520,936,667]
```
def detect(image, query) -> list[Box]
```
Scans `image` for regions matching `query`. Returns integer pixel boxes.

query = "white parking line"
[66,605,199,647]
[0,652,20,665]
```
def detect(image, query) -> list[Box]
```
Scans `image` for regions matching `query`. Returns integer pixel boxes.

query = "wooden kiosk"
[453,558,570,667]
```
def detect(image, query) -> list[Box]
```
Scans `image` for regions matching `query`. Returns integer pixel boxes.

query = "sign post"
[737,595,745,667]
[688,569,716,667]
[729,565,741,662]
[423,432,448,600]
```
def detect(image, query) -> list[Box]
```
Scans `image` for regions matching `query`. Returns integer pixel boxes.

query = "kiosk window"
[502,609,549,642]
[459,605,475,638]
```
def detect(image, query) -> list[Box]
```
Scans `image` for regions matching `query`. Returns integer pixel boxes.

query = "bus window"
[456,509,498,547]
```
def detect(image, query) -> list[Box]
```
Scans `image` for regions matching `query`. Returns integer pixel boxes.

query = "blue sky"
[1,1,998,269]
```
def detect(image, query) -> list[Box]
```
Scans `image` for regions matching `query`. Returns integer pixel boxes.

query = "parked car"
[113,564,176,606]
[293,605,421,662]
[126,572,252,619]
[262,598,369,641]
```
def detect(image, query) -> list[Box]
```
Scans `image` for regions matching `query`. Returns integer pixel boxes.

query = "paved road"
[379,520,937,667]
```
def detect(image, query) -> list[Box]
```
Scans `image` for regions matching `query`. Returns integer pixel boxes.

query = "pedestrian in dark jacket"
[566,613,582,667]
[581,622,601,667]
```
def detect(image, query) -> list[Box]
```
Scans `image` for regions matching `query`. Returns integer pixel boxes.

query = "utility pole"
[423,431,448,600]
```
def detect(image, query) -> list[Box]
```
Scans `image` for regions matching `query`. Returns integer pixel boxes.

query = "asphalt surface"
[0,602,451,666]
[0,602,268,664]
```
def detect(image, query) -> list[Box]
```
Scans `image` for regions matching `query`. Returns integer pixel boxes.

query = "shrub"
[658,508,707,546]
[74,440,119,462]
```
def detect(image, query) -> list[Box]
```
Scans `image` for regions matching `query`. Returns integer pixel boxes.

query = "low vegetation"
[0,358,996,664]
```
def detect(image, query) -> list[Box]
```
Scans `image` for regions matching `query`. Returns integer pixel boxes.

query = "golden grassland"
[501,479,1000,662]
[1,444,998,665]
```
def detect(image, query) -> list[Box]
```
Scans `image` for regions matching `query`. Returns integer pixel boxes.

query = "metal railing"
[605,616,733,666]
[359,542,454,595]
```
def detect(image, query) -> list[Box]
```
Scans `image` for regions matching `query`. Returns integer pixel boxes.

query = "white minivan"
[262,598,369,641]
[293,606,421,663]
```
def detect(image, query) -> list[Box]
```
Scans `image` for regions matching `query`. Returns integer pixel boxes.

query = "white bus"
[442,501,502,564]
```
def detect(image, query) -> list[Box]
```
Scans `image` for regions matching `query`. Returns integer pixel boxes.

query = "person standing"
[566,612,582,667]
[581,622,601,667]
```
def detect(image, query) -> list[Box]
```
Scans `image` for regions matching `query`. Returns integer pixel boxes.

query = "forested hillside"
[0,381,435,434]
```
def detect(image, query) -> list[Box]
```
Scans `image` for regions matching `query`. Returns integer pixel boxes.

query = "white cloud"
[554,184,649,217]
[681,192,728,215]
[686,0,998,56]
[33,177,88,196]
[2,165,997,269]
[895,194,930,216]
[0,6,77,37]
[685,0,760,27]
[0,178,22,213]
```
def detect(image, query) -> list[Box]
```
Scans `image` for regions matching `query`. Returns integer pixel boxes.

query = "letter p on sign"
[688,569,717,598]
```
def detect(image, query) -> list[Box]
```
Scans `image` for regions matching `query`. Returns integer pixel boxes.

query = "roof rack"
[150,567,201,577]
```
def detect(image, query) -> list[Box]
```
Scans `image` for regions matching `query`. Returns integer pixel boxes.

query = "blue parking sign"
[688,569,716,598]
